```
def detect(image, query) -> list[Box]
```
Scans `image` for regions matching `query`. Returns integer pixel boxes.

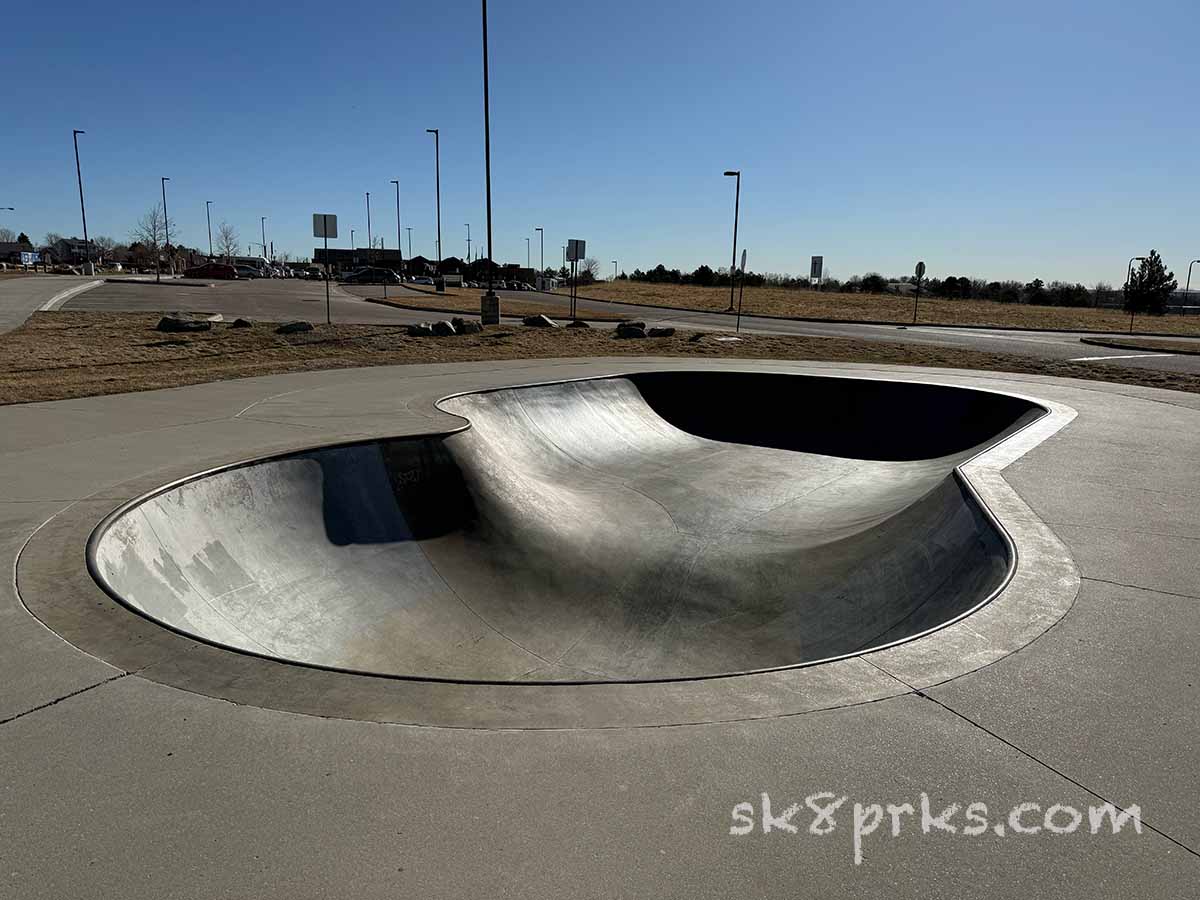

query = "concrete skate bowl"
[88,371,1046,684]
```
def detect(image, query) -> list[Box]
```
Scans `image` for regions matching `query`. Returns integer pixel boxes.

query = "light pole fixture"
[466,223,471,261]
[365,192,373,263]
[426,128,442,263]
[351,229,356,252]
[205,201,213,257]
[612,260,618,281]
[723,170,741,313]
[261,217,267,261]
[1126,256,1146,333]
[535,226,544,276]
[159,176,171,282]
[72,130,90,267]
[391,180,404,276]
[1184,259,1200,307]
[405,226,413,258]
[525,236,530,270]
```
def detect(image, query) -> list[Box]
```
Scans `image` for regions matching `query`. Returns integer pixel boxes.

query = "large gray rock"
[454,319,483,334]
[648,326,675,338]
[156,314,212,333]
[566,319,590,329]
[230,318,253,328]
[523,314,558,328]
[615,322,646,339]
[275,320,313,334]
[431,320,457,336]
[407,322,435,337]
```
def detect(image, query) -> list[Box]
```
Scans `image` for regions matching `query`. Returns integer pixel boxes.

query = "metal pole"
[526,237,530,270]
[535,227,543,283]
[391,180,404,280]
[913,275,921,323]
[160,176,170,282]
[406,227,412,258]
[323,223,331,325]
[72,130,90,268]
[481,0,496,304]
[261,217,267,261]
[365,192,373,264]
[1126,256,1145,333]
[724,170,740,312]
[466,223,471,261]
[1184,260,1200,312]
[205,201,213,257]
[426,129,441,263]
[612,260,617,281]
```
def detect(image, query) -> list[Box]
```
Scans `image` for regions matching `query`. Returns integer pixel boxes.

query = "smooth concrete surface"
[1,358,1197,898]
[91,373,1042,682]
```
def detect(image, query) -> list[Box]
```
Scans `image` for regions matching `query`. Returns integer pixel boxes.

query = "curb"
[1078,336,1200,356]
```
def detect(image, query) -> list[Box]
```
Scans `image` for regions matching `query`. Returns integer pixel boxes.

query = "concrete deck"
[1,358,1197,897]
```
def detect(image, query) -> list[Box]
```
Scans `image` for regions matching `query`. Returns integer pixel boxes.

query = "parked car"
[341,267,401,284]
[183,262,238,280]
[412,275,434,285]
[234,265,263,279]
[307,268,326,280]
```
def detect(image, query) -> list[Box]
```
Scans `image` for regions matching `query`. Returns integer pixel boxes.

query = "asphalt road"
[5,274,1198,374]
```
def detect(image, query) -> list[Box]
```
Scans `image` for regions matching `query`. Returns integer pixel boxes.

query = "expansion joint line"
[862,658,1200,860]
[0,673,129,728]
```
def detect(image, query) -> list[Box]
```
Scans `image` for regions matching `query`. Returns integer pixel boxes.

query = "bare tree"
[130,203,176,282]
[0,227,15,243]
[215,221,239,262]
[580,257,600,283]
[93,236,117,260]
[44,232,64,248]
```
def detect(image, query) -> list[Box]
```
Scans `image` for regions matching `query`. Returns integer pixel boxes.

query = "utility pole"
[205,201,213,257]
[426,128,442,262]
[72,130,90,270]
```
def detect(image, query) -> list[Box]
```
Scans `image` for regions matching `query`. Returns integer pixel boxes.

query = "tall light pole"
[1184,259,1200,308]
[612,260,618,281]
[391,180,404,277]
[1125,256,1146,334]
[466,223,471,261]
[405,226,413,258]
[723,170,741,313]
[426,128,442,263]
[480,0,498,316]
[562,245,566,269]
[535,226,544,277]
[261,217,267,261]
[159,176,171,282]
[525,236,530,270]
[351,229,356,252]
[205,201,213,257]
[365,192,373,263]
[72,130,90,269]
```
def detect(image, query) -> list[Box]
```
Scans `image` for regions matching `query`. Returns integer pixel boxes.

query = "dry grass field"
[560,280,1200,336]
[1,311,1197,405]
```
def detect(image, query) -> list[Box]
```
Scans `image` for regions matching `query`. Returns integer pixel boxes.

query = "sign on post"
[566,239,586,262]
[915,260,926,279]
[810,255,823,281]
[313,214,338,239]
[20,251,39,266]
[740,249,747,273]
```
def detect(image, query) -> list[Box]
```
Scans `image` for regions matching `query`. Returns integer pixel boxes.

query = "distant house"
[406,255,436,277]
[45,237,98,264]
[0,241,36,265]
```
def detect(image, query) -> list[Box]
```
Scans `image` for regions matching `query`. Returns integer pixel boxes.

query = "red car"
[183,262,238,279]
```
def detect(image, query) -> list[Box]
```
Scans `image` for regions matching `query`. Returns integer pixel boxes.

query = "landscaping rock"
[565,319,590,328]
[618,320,646,330]
[456,320,483,334]
[522,314,558,328]
[615,322,647,339]
[156,314,212,333]
[230,318,253,328]
[647,327,675,337]
[431,320,457,336]
[406,322,435,337]
[275,320,313,334]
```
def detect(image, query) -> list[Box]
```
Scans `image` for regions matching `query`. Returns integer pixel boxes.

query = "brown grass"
[561,281,1200,336]
[1,311,1197,406]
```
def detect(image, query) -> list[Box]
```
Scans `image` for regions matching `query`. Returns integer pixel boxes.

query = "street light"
[405,226,413,258]
[72,130,90,269]
[159,177,171,282]
[535,226,544,280]
[365,192,373,263]
[1184,259,1200,308]
[426,128,442,263]
[1125,256,1146,333]
[351,229,355,252]
[205,201,213,257]
[480,0,498,317]
[723,170,741,313]
[391,180,404,277]
[525,236,530,270]
[466,223,471,261]
[612,260,618,281]
[261,217,267,262]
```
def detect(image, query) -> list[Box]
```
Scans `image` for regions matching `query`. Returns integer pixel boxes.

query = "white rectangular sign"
[313,213,338,239]
[566,239,586,262]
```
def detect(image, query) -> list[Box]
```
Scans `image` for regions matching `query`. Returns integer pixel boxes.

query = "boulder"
[230,318,253,328]
[431,320,457,336]
[522,314,558,328]
[156,314,211,333]
[565,319,590,328]
[457,320,483,335]
[615,322,647,339]
[618,320,646,330]
[275,320,313,334]
[407,322,435,337]
[647,327,675,337]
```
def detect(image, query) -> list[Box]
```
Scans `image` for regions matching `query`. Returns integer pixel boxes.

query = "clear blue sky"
[3,0,1198,284]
